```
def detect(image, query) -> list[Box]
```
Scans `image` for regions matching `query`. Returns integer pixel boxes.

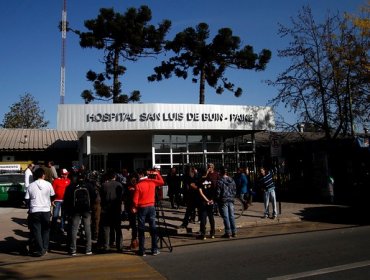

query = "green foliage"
[1,93,49,128]
[76,6,171,103]
[148,22,271,104]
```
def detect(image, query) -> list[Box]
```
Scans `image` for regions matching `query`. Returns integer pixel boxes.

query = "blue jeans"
[263,189,277,217]
[69,212,92,253]
[220,201,236,235]
[52,201,65,230]
[137,206,158,254]
[28,211,51,255]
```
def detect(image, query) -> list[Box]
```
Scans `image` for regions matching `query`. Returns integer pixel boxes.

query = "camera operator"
[131,168,164,256]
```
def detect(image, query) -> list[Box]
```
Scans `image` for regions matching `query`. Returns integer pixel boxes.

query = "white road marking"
[267,260,370,280]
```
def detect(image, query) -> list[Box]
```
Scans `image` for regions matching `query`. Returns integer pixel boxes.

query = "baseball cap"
[61,168,69,175]
[153,164,161,169]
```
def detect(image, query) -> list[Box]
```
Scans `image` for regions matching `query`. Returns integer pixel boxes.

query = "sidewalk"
[0,201,362,279]
[157,200,303,237]
[147,200,361,252]
[0,201,357,263]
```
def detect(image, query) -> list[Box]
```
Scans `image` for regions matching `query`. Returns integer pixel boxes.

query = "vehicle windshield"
[0,174,24,184]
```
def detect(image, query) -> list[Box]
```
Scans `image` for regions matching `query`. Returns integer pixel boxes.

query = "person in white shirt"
[24,163,34,191]
[25,168,55,257]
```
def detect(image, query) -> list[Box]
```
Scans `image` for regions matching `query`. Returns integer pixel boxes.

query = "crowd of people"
[23,160,278,257]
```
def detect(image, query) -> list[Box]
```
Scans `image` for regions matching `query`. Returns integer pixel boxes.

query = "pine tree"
[148,23,271,104]
[74,6,171,103]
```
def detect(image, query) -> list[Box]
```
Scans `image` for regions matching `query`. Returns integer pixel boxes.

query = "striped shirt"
[259,171,275,191]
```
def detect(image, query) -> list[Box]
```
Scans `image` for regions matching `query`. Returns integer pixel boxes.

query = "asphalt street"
[0,201,368,279]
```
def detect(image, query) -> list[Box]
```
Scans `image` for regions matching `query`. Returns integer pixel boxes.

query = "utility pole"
[60,0,67,104]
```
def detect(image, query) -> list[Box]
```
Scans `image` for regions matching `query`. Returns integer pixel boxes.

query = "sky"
[0,0,366,129]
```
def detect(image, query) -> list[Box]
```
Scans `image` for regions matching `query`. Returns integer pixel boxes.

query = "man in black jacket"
[99,170,124,253]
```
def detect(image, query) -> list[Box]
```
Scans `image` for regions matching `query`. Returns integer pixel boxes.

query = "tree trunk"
[112,49,120,103]
[199,67,206,104]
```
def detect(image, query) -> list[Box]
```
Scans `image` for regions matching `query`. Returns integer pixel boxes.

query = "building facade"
[58,103,274,175]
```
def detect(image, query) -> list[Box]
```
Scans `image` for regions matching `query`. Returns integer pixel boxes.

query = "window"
[155,154,171,164]
[188,135,203,152]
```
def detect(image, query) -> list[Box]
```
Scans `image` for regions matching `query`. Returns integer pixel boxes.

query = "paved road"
[0,201,367,279]
[146,225,370,280]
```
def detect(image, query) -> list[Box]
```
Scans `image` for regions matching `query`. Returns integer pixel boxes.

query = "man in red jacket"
[52,168,70,233]
[131,168,164,256]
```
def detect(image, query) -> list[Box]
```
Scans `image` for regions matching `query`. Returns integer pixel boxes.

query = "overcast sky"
[0,0,366,128]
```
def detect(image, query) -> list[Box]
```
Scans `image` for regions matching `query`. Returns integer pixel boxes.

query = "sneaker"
[138,251,146,257]
[262,215,269,219]
[86,251,92,255]
[152,250,160,256]
[210,235,215,239]
[221,233,231,238]
[231,233,237,238]
[69,251,77,256]
[197,235,206,240]
[32,251,43,257]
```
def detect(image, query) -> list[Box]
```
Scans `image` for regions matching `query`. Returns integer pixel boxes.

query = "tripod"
[155,187,173,252]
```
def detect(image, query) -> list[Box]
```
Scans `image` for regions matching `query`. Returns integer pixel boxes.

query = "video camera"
[147,170,159,179]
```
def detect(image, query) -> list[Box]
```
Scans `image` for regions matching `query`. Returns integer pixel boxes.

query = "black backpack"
[73,184,91,212]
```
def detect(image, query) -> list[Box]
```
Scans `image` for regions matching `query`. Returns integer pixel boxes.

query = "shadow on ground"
[297,205,370,225]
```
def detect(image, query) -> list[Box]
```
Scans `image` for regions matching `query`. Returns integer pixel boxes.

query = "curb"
[172,215,302,235]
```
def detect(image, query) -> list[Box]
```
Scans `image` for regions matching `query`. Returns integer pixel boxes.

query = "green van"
[0,173,25,203]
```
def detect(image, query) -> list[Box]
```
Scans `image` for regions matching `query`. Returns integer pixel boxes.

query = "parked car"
[0,173,25,203]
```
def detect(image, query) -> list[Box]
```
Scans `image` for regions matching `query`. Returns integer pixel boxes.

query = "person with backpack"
[63,171,96,255]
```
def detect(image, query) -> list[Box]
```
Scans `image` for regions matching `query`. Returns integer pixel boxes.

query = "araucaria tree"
[1,93,49,128]
[76,6,171,103]
[268,6,369,139]
[148,23,271,104]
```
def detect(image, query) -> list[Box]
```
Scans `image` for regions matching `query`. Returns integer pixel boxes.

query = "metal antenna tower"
[60,0,67,104]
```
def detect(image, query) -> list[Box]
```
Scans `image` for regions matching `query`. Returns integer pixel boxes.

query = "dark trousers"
[168,190,181,208]
[182,200,197,226]
[199,204,215,236]
[128,211,138,240]
[91,203,101,240]
[28,211,51,255]
[100,212,123,251]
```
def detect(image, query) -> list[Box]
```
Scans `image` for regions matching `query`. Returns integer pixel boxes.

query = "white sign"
[0,164,21,172]
[58,103,274,131]
[270,133,282,157]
